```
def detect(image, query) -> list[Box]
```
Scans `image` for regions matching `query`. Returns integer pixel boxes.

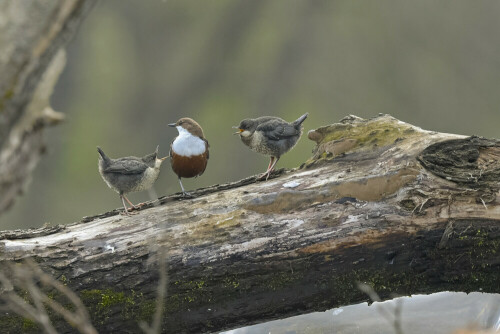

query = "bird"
[234,113,308,180]
[97,146,165,215]
[168,117,209,197]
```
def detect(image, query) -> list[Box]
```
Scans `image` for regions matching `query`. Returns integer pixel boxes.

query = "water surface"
[221,292,500,334]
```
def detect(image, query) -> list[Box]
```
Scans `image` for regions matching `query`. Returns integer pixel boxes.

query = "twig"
[480,197,487,210]
[1,266,58,334]
[357,282,404,334]
[0,259,98,334]
[140,249,168,334]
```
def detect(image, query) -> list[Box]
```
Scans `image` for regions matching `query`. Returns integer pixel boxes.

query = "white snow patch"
[343,215,363,225]
[282,180,301,188]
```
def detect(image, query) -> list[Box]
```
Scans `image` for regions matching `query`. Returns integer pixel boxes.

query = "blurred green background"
[2,0,500,230]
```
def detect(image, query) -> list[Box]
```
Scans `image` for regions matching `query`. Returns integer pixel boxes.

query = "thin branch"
[140,249,168,334]
[357,282,404,334]
[0,259,98,334]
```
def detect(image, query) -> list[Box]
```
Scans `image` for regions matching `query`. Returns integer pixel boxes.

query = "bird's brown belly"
[170,151,208,178]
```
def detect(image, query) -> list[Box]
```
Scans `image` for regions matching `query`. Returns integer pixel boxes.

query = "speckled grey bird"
[97,146,165,215]
[234,113,308,180]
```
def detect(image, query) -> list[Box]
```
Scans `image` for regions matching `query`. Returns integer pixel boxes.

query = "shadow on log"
[1,115,500,333]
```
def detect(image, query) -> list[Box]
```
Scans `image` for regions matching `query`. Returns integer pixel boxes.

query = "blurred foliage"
[2,0,500,229]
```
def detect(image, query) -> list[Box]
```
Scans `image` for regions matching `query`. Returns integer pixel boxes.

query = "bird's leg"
[265,157,280,180]
[179,178,193,198]
[119,195,139,215]
[269,156,279,172]
[120,195,130,216]
[124,195,139,210]
[267,156,275,171]
[258,156,279,180]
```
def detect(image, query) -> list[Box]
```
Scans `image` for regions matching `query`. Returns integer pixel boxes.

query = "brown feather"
[170,150,208,178]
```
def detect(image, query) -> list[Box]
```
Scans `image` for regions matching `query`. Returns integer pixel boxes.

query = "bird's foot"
[257,170,272,181]
[180,191,194,198]
[120,209,139,216]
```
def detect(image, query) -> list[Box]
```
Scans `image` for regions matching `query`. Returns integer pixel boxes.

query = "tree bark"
[0,0,97,214]
[1,115,500,333]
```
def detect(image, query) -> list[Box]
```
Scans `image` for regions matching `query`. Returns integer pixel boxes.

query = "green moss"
[266,272,302,291]
[306,116,422,166]
[0,88,14,112]
[399,198,416,211]
[60,274,68,285]
[426,226,500,292]
[0,314,37,333]
[222,276,240,289]
[4,88,14,100]
[22,318,38,331]
[167,278,213,309]
[79,288,156,325]
[322,118,414,149]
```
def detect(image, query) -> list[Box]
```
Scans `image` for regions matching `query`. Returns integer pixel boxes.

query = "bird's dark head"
[233,119,257,137]
[168,118,205,138]
[142,145,164,168]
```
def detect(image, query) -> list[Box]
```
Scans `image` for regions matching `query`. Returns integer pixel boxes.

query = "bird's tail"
[293,113,309,127]
[97,147,110,162]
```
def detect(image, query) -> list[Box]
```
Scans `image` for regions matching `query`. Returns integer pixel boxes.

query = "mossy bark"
[1,115,500,333]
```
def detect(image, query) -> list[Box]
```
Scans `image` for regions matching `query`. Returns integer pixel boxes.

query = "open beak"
[168,123,176,127]
[232,126,243,135]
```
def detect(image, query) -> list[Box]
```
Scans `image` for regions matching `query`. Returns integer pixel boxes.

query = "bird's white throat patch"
[172,126,206,156]
[240,130,253,138]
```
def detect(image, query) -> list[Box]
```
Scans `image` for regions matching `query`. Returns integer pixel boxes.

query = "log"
[0,0,97,214]
[1,115,499,333]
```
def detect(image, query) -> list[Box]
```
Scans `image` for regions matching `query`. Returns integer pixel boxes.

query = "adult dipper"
[168,117,209,197]
[234,113,308,180]
[97,146,164,215]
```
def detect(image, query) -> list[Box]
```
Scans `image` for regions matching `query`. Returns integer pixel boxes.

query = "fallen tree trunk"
[0,0,97,215]
[1,115,499,333]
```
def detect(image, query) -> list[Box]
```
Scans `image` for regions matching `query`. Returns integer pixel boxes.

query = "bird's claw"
[257,171,272,181]
[120,209,139,216]
[181,192,194,198]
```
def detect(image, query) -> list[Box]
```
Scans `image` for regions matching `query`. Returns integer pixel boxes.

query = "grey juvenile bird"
[234,113,308,180]
[97,146,165,215]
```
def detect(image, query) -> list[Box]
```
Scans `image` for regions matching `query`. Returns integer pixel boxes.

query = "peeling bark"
[1,115,500,333]
[0,0,97,214]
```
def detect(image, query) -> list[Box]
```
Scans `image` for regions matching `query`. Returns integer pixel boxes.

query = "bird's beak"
[168,123,176,127]
[160,156,169,161]
[232,126,243,135]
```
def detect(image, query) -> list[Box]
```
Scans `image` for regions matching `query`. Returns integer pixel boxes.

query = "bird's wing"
[102,158,148,175]
[257,119,301,141]
[203,138,209,160]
